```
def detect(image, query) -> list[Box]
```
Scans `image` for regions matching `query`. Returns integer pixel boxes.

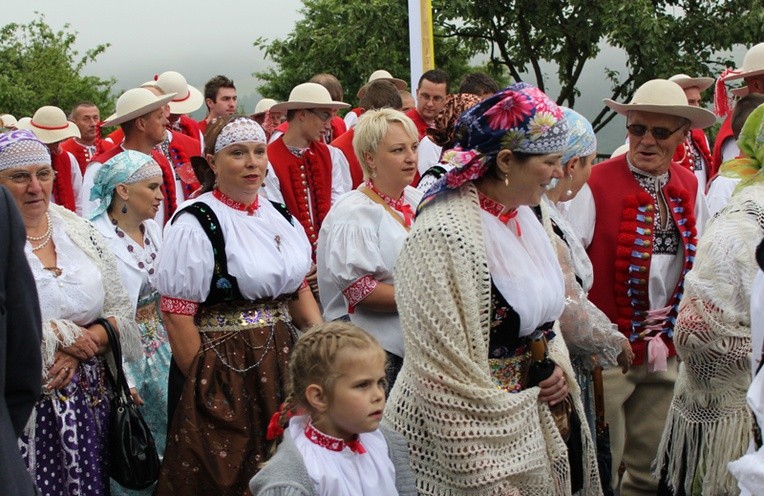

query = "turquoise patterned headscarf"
[88,150,162,220]
[561,107,597,165]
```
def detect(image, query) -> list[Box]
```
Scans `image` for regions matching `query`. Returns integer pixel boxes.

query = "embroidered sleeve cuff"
[160,296,199,316]
[342,275,378,314]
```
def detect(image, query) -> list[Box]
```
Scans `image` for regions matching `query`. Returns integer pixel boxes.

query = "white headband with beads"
[214,117,266,154]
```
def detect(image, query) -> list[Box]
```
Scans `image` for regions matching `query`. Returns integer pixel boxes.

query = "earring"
[121,203,128,214]
[504,174,509,187]
[371,169,377,179]
[565,174,573,196]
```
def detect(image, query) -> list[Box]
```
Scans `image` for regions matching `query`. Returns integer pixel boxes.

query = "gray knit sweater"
[249,425,417,495]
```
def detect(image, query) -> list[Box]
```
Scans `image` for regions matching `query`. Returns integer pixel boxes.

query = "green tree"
[254,0,474,107]
[0,14,116,119]
[435,0,764,131]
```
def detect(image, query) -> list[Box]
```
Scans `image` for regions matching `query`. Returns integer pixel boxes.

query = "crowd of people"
[3,41,764,496]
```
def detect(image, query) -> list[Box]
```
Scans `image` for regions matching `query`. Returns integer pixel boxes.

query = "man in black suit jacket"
[0,185,42,495]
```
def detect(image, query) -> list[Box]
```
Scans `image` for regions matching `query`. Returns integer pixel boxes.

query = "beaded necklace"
[27,211,53,251]
[110,216,157,275]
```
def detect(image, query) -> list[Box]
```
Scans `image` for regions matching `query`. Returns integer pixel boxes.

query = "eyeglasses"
[1,168,56,185]
[626,123,686,140]
[308,109,332,122]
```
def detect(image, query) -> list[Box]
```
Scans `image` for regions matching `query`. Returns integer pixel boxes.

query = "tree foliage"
[0,15,116,119]
[435,0,764,131]
[254,0,474,107]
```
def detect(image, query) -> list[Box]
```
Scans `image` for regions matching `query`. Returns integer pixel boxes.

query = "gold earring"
[504,174,509,187]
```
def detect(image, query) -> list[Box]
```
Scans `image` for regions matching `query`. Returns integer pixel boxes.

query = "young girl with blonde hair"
[249,322,416,495]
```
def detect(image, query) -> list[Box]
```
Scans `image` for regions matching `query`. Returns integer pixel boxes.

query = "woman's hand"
[46,350,79,390]
[617,341,635,374]
[537,365,569,406]
[130,387,145,406]
[60,326,101,360]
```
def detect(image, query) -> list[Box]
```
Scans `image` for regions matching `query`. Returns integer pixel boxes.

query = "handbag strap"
[97,318,130,396]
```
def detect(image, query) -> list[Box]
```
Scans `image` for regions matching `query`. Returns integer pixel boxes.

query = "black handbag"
[99,318,161,489]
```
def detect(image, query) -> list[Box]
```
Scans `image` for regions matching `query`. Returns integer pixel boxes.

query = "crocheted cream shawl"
[655,182,764,495]
[40,204,143,372]
[384,183,601,495]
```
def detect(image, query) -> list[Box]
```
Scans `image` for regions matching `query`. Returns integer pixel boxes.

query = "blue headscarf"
[561,107,597,165]
[88,150,162,220]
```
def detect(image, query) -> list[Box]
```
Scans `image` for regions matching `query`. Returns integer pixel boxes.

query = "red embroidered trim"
[299,279,309,291]
[213,188,260,215]
[342,274,378,314]
[477,190,521,235]
[365,181,414,227]
[287,143,332,242]
[304,421,366,454]
[160,296,199,316]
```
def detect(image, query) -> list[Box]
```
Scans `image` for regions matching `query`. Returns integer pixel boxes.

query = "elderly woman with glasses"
[384,83,601,495]
[0,130,141,496]
[154,116,322,495]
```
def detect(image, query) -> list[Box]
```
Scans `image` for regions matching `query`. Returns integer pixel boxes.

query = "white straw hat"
[357,69,407,98]
[148,71,203,114]
[0,114,18,128]
[610,143,630,159]
[103,88,177,127]
[253,98,278,116]
[668,74,714,92]
[270,83,350,112]
[722,43,764,82]
[603,79,717,129]
[18,106,80,144]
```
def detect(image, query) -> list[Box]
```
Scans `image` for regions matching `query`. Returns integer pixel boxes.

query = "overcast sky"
[8,0,305,115]
[7,1,747,152]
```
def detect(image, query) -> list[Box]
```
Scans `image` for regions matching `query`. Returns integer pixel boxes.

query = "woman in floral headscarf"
[384,83,601,495]
[655,103,764,495]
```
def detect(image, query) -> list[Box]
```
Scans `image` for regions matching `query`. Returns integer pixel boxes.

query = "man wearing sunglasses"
[566,79,716,496]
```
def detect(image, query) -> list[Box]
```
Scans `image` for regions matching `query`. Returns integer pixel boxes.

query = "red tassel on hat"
[154,74,159,81]
[714,68,739,117]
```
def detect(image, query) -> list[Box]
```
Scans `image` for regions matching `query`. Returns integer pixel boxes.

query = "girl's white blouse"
[288,415,398,496]
[156,192,312,302]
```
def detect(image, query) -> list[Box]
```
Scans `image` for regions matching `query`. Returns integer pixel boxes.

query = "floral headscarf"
[561,107,597,165]
[720,102,764,192]
[426,93,483,148]
[419,82,569,208]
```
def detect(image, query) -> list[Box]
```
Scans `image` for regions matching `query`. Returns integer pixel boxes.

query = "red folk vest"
[267,137,334,257]
[587,155,699,365]
[405,108,429,140]
[673,129,713,180]
[51,151,76,212]
[61,138,110,175]
[711,115,734,180]
[330,128,364,189]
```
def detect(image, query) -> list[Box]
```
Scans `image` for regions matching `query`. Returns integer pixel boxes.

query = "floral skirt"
[155,300,298,496]
[18,357,111,496]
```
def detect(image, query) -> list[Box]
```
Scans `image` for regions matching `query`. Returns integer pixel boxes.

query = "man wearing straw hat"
[151,70,205,146]
[344,69,408,129]
[566,79,715,495]
[19,106,83,214]
[61,101,110,175]
[668,74,715,192]
[266,82,351,296]
[712,42,764,175]
[81,87,178,225]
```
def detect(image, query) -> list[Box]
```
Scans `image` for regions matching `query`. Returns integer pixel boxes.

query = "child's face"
[314,348,387,442]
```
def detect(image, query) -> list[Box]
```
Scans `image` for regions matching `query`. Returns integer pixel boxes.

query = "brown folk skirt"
[155,300,298,496]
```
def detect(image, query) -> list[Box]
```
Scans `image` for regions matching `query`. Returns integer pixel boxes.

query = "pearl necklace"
[27,212,53,251]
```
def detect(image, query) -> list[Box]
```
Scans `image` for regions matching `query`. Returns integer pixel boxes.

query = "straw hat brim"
[670,76,714,92]
[731,86,750,98]
[603,100,717,129]
[103,93,176,127]
[168,85,204,114]
[269,101,350,113]
[356,77,408,98]
[723,67,764,82]
[17,120,80,144]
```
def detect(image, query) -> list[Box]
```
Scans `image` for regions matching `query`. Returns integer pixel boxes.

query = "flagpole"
[408,0,435,93]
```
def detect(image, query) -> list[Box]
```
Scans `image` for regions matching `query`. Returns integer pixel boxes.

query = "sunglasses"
[626,123,685,141]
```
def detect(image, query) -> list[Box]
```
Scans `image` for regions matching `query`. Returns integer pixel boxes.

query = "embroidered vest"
[330,128,364,188]
[267,137,333,257]
[673,129,713,180]
[61,137,110,175]
[711,115,734,180]
[587,154,698,365]
[51,151,76,212]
